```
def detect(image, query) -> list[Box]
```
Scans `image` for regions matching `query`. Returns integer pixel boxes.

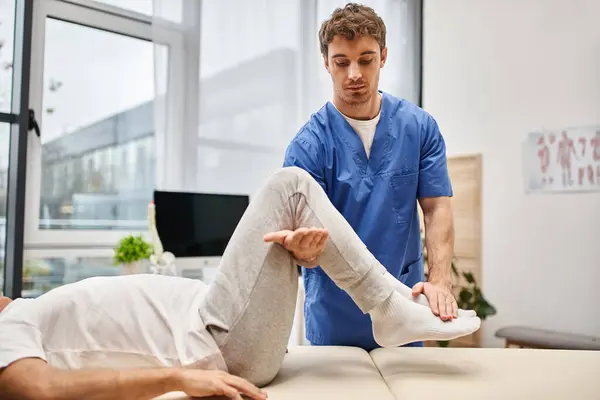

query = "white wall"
[423,0,600,347]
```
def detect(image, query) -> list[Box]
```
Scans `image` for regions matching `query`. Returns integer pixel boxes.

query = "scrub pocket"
[389,172,418,225]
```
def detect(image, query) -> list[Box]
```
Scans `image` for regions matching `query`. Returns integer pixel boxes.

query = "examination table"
[156,345,600,399]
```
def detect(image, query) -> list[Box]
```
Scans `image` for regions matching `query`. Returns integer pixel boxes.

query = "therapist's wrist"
[427,274,452,290]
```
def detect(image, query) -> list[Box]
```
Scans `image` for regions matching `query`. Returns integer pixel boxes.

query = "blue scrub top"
[283,91,453,351]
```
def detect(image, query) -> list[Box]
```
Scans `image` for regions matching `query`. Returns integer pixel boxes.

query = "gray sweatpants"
[199,167,393,387]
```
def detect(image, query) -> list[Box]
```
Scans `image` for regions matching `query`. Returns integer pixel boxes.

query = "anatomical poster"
[523,126,600,193]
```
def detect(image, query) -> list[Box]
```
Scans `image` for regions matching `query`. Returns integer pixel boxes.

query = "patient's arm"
[0,358,177,400]
[0,358,266,400]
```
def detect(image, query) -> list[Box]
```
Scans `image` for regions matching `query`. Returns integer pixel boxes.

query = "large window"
[25,0,180,251]
[39,18,155,230]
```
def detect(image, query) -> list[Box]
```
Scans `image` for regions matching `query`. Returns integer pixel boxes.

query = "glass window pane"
[0,0,15,113]
[39,19,157,230]
[22,256,141,297]
[0,123,8,291]
[21,256,217,298]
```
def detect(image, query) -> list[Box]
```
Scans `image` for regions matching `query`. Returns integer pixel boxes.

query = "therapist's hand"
[411,281,458,321]
[263,227,328,268]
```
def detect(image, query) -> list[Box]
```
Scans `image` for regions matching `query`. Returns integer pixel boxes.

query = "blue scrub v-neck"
[326,93,392,178]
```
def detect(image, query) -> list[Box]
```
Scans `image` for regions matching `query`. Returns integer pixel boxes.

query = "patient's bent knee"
[246,367,279,388]
[227,359,280,388]
[270,167,316,191]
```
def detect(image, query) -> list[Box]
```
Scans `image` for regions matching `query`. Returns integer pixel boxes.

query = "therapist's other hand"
[263,227,328,267]
[175,369,267,400]
[411,281,458,321]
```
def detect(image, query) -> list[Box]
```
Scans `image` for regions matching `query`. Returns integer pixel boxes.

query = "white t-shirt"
[0,274,227,372]
[332,100,381,158]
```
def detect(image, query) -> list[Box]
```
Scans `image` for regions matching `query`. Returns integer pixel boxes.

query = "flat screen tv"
[153,190,250,258]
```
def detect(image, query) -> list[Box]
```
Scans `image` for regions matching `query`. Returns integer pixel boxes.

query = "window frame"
[24,0,187,250]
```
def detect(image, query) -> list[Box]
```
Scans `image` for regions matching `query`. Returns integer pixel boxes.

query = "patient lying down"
[0,167,480,400]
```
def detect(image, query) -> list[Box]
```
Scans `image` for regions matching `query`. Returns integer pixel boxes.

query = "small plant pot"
[122,261,142,275]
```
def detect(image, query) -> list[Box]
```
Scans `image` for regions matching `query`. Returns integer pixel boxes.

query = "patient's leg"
[199,167,480,386]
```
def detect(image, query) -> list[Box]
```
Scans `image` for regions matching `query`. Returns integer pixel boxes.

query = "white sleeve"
[0,306,47,369]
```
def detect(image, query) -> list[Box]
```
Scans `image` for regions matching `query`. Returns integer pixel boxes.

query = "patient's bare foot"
[369,291,481,348]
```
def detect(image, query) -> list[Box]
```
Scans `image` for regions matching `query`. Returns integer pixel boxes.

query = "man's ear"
[323,54,330,73]
[380,47,388,68]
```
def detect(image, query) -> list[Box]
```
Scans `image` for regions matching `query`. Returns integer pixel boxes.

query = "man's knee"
[269,166,316,190]
[244,366,279,388]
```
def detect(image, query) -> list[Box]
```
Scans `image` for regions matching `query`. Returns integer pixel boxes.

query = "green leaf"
[475,297,497,319]
[459,289,473,304]
[463,272,475,284]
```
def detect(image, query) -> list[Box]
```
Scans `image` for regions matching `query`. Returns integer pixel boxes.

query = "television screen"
[153,190,249,258]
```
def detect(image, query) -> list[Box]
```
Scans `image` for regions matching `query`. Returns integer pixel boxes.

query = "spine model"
[147,201,176,275]
[148,200,164,257]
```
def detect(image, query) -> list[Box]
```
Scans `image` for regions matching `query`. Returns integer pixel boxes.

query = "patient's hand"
[264,227,328,267]
[175,369,267,399]
[0,294,12,313]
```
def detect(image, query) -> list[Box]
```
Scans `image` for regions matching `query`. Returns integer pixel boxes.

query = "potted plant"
[422,233,497,347]
[113,234,153,275]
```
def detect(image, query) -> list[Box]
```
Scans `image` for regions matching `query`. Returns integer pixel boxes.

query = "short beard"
[336,87,374,108]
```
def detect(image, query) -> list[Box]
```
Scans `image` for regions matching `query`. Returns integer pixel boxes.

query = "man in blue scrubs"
[282,3,458,351]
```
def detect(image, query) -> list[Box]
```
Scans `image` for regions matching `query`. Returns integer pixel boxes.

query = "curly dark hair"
[319,3,386,58]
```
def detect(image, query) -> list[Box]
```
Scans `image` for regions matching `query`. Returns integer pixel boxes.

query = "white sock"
[369,291,481,347]
[383,271,477,318]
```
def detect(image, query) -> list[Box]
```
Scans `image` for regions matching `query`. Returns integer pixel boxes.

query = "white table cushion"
[156,345,394,400]
[371,347,600,400]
